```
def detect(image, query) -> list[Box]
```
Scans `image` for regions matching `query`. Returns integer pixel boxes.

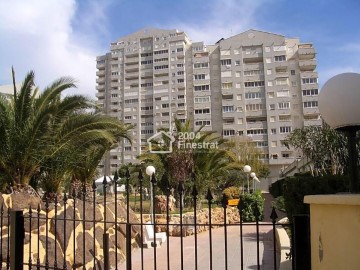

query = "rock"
[154,195,176,213]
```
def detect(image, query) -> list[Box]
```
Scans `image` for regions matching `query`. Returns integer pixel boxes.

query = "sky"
[1,0,359,98]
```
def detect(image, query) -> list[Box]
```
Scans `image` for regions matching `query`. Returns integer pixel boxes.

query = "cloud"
[173,0,268,44]
[0,0,109,98]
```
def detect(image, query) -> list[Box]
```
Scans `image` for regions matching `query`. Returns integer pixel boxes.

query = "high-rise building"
[96,28,320,186]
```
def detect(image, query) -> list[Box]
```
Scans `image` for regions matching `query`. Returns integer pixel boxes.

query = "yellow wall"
[304,194,360,270]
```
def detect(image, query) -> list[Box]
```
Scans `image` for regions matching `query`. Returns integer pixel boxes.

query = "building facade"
[96,28,321,185]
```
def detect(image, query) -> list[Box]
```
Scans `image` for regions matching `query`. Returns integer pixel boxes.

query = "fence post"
[10,210,24,270]
[293,214,311,270]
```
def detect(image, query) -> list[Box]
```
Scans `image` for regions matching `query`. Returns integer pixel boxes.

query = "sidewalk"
[121,224,276,270]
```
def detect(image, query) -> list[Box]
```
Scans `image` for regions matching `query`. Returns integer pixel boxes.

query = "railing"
[0,171,310,269]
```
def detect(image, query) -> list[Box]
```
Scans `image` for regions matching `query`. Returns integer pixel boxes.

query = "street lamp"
[243,165,251,193]
[146,165,156,222]
[319,73,360,193]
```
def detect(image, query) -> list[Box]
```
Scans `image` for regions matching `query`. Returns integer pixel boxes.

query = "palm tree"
[0,69,132,195]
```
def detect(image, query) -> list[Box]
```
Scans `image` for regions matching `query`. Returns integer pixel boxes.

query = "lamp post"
[146,165,156,222]
[243,165,251,193]
[319,73,360,193]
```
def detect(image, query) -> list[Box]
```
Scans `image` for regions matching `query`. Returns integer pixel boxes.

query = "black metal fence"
[0,171,310,270]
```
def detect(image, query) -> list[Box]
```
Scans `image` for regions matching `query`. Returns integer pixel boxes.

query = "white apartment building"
[96,28,321,185]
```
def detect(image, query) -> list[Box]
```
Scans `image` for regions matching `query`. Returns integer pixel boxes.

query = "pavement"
[120,192,282,270]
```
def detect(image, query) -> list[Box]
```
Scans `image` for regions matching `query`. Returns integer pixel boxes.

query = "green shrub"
[239,191,264,222]
[282,174,348,221]
[269,178,285,197]
[223,186,240,200]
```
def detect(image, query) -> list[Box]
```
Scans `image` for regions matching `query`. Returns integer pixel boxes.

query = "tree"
[139,118,241,200]
[0,69,132,195]
[283,123,350,175]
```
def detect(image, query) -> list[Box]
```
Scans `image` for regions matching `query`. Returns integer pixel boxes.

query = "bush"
[223,186,240,200]
[269,178,285,198]
[239,191,264,222]
[281,174,348,220]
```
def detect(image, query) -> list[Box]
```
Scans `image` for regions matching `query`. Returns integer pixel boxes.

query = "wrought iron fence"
[0,170,310,270]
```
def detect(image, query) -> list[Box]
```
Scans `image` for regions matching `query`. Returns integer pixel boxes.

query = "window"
[269,104,275,110]
[291,81,297,87]
[275,78,288,86]
[141,82,153,87]
[154,58,168,63]
[291,70,296,75]
[194,96,210,103]
[178,95,185,99]
[222,82,233,89]
[244,81,265,87]
[141,129,154,135]
[177,78,184,83]
[194,74,206,80]
[272,154,278,159]
[303,101,318,108]
[245,92,264,99]
[244,70,264,76]
[247,129,267,135]
[154,49,168,55]
[236,94,242,100]
[280,126,292,133]
[220,59,232,66]
[176,48,184,52]
[302,89,319,96]
[194,85,210,91]
[235,60,241,66]
[124,116,132,120]
[246,104,264,111]
[124,147,132,151]
[124,98,138,104]
[111,94,118,98]
[177,103,185,107]
[274,55,286,62]
[271,128,277,134]
[302,78,318,84]
[154,65,168,70]
[195,120,211,126]
[141,60,153,65]
[177,71,184,75]
[278,102,290,109]
[141,122,153,126]
[282,153,291,158]
[194,62,209,68]
[195,108,210,114]
[256,141,268,147]
[162,112,169,116]
[270,116,276,122]
[267,69,272,75]
[177,63,184,68]
[268,92,274,98]
[223,106,235,113]
[141,106,153,111]
[162,103,169,108]
[223,130,235,136]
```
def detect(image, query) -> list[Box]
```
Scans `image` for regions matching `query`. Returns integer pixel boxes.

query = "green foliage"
[0,69,132,194]
[283,123,358,175]
[239,191,264,222]
[270,174,348,220]
[223,186,241,200]
[269,178,285,198]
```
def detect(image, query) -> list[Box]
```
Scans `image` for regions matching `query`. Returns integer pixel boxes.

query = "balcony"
[96,77,105,84]
[96,84,105,91]
[298,45,316,60]
[96,70,105,77]
[96,92,105,99]
[299,59,316,71]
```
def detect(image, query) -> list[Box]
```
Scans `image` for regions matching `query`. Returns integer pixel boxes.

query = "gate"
[0,171,310,269]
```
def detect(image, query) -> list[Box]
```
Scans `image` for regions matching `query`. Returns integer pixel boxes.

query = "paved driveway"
[121,224,276,270]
